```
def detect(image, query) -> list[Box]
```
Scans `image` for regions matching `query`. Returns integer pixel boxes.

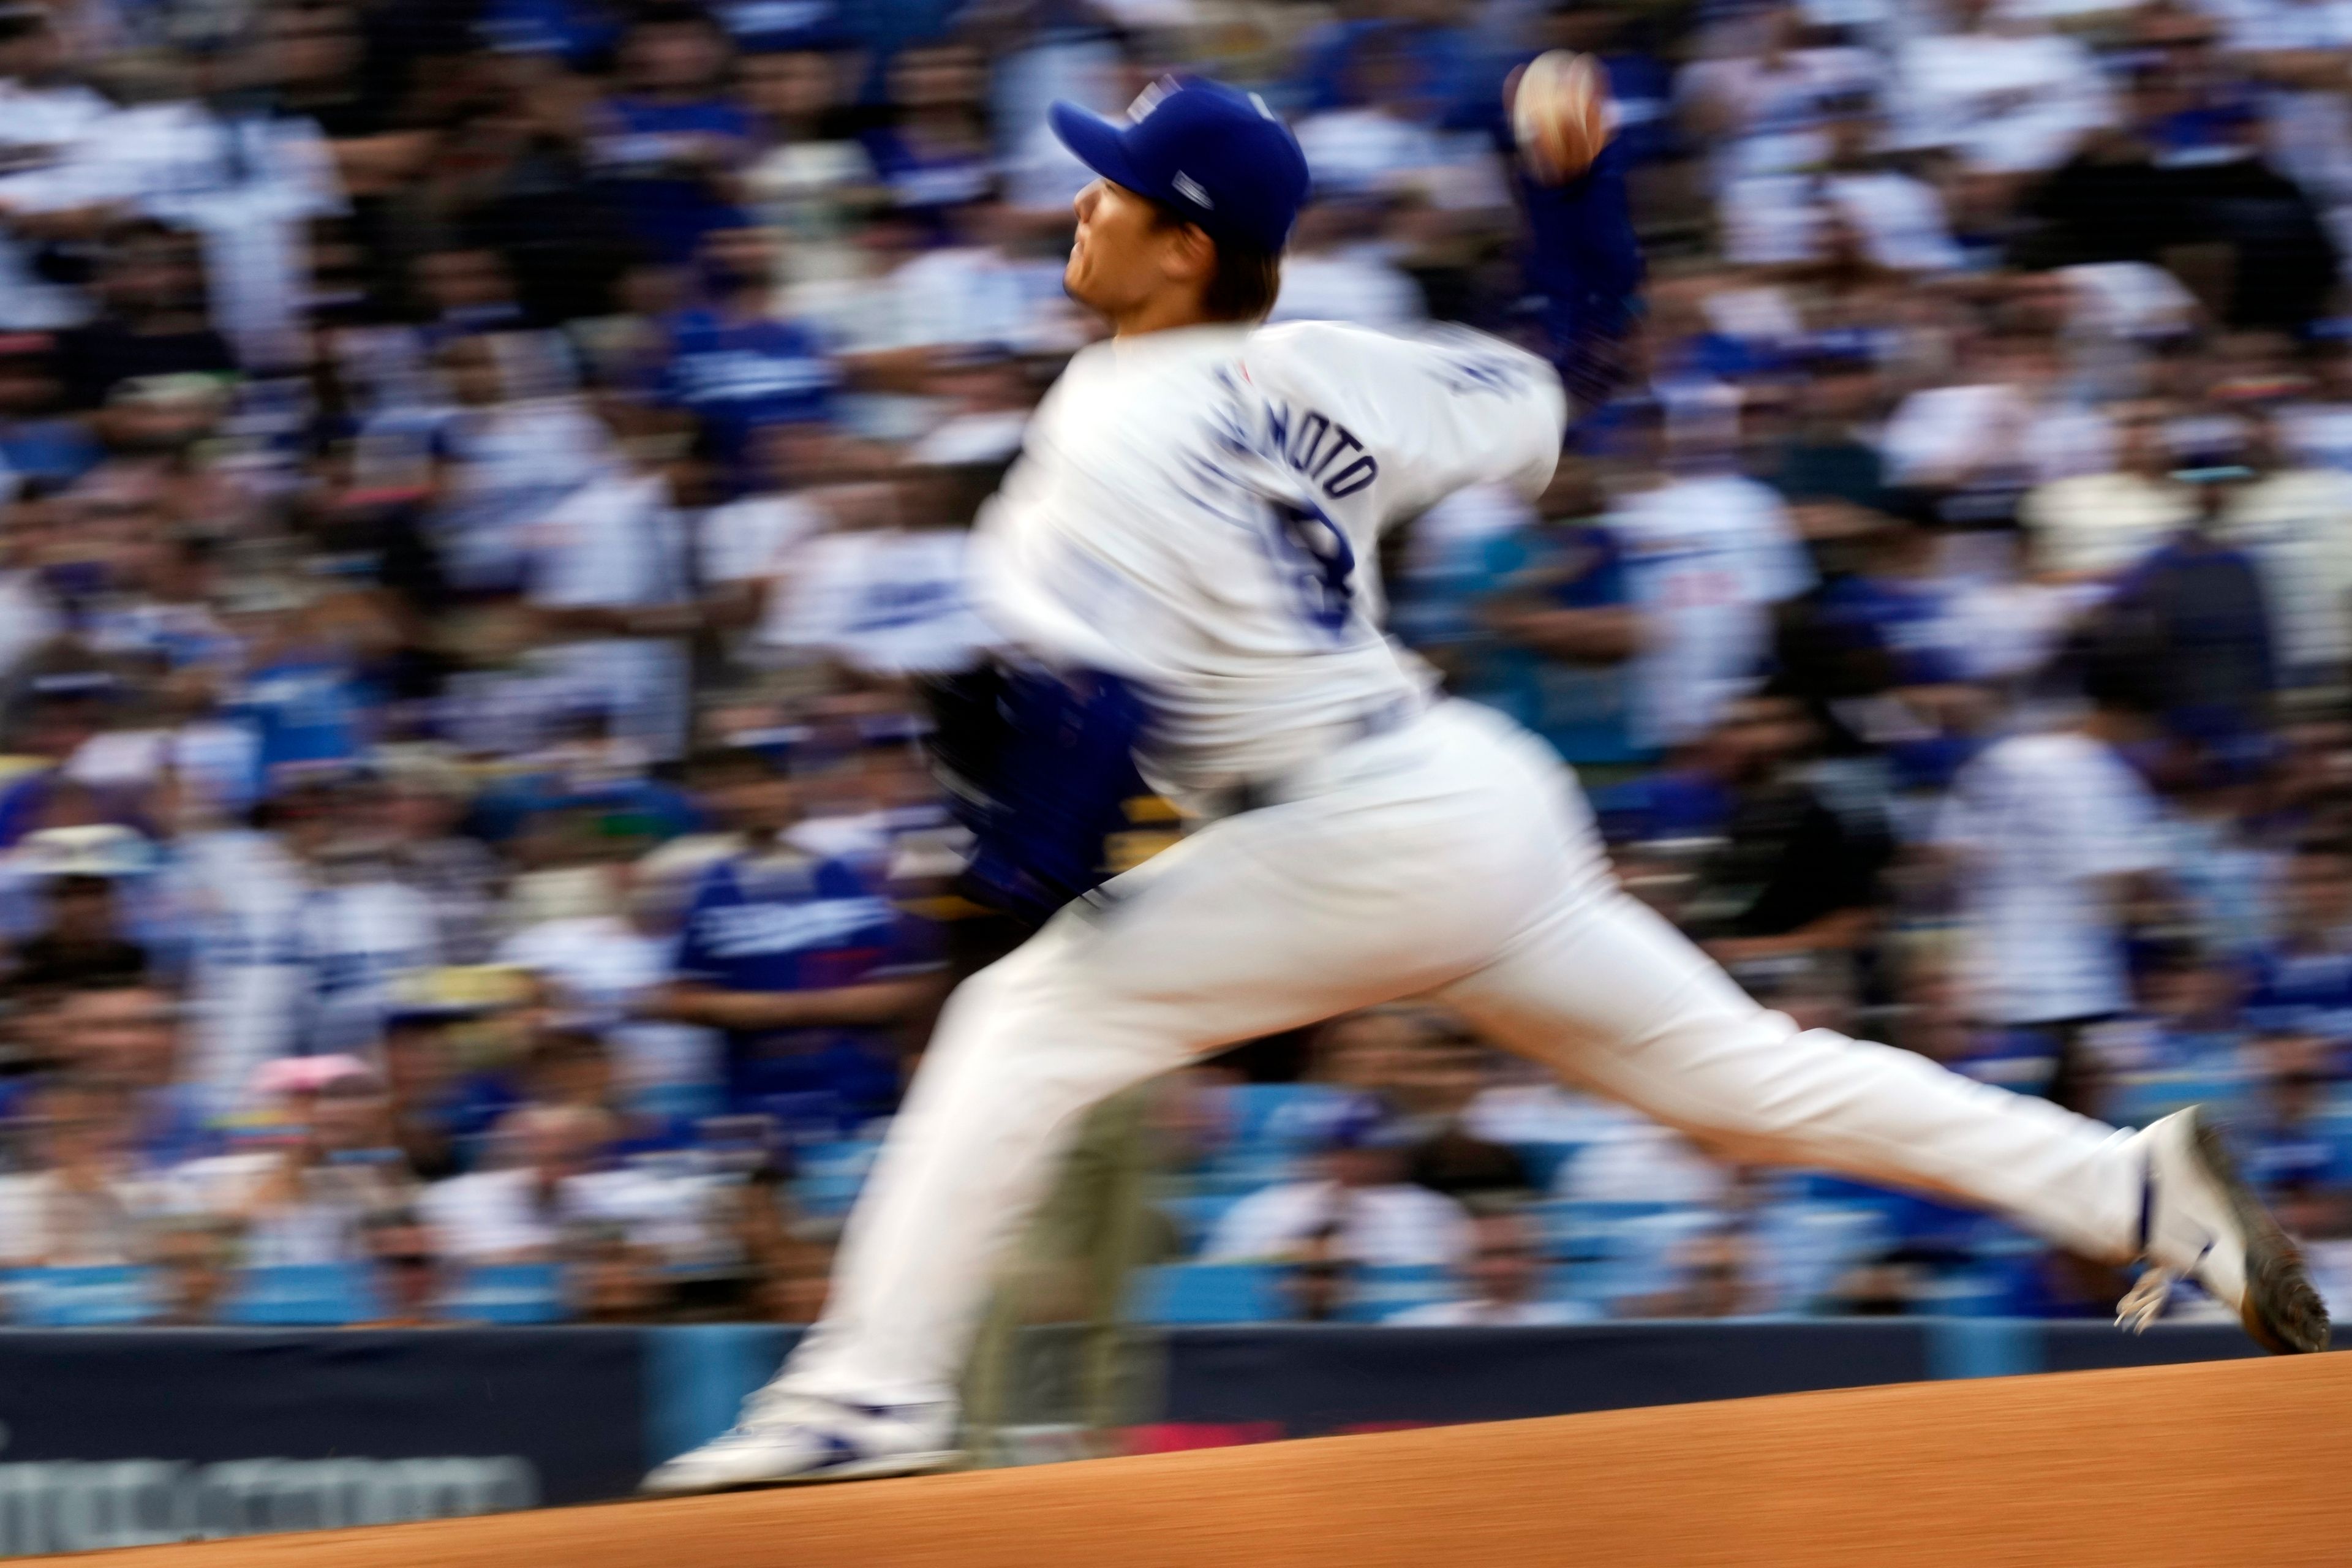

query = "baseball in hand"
[1509,49,1614,185]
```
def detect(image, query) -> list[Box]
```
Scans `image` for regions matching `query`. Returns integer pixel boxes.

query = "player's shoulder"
[1244,319,1540,382]
[1245,321,1559,434]
[1242,317,1390,364]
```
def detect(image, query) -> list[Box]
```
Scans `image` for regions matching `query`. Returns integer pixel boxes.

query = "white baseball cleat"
[640,1390,960,1495]
[2118,1107,2329,1354]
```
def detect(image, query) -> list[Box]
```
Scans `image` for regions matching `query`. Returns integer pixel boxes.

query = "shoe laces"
[2116,1266,2175,1334]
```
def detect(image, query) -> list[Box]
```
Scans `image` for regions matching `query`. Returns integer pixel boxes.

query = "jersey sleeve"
[1244,322,1566,524]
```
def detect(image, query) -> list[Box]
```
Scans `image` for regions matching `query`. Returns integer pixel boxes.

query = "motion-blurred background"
[0,0,2348,1537]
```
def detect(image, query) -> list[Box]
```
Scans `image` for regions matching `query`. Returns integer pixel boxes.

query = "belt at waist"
[1211,692,1429,818]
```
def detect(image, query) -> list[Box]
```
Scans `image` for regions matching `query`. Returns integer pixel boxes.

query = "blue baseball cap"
[1049,76,1311,255]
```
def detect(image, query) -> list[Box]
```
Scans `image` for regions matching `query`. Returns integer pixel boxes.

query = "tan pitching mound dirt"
[24,1354,2351,1568]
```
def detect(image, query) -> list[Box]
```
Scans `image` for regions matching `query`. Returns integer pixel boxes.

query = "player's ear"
[1163,221,1218,288]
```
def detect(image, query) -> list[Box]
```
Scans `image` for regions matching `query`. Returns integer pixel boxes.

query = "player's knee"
[930,949,1097,1063]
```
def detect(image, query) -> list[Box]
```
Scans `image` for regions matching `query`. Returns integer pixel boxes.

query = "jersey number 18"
[1269,497,1357,638]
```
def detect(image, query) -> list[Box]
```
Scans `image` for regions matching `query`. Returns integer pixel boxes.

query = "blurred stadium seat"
[5,1267,156,1327]
[1158,1192,1246,1252]
[221,1265,380,1327]
[1336,1265,1453,1324]
[442,1263,567,1325]
[1132,1263,1284,1324]
[792,1139,884,1220]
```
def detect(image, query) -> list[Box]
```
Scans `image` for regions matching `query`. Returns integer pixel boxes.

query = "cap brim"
[1049,100,1147,194]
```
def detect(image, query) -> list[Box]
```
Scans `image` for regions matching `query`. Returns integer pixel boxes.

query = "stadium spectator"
[501,858,720,1113]
[568,1219,671,1324]
[1457,464,1643,768]
[2016,398,2192,582]
[654,222,836,482]
[1268,201,1426,332]
[1203,1099,1472,1270]
[176,1056,413,1265]
[2218,409,2352,694]
[1385,1206,1596,1326]
[0,1075,161,1265]
[48,978,205,1166]
[1278,1221,1351,1325]
[2248,839,2352,1045]
[4,826,151,994]
[1721,102,1964,276]
[146,1212,238,1326]
[1679,692,1898,971]
[1324,1009,1531,1201]
[642,739,935,1131]
[421,1099,709,1267]
[360,1207,448,1327]
[2242,1029,2352,1205]
[1934,657,2173,1111]
[1676,3,1879,199]
[592,2,755,275]
[421,1102,625,1262]
[382,751,502,966]
[1601,398,1814,755]
[379,1001,518,1182]
[1558,1111,1733,1207]
[1630,1227,1761,1319]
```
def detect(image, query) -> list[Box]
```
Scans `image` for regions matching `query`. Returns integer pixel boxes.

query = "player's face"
[1466,1217,1536,1303]
[721,769,798,835]
[1065,178,1180,318]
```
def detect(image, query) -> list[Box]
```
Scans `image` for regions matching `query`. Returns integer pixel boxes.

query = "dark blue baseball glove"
[921,663,1155,928]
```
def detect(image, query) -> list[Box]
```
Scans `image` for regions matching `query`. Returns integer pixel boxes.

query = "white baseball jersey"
[0,79,119,330]
[1604,473,1813,751]
[498,914,718,1098]
[1935,730,2167,1025]
[774,333,2158,1416]
[767,526,996,677]
[973,320,1564,798]
[527,467,693,758]
[298,878,442,1058]
[172,829,309,1107]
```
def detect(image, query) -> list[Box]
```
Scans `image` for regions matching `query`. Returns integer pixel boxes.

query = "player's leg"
[643,710,1564,1491]
[1441,889,2139,1255]
[1438,881,2328,1350]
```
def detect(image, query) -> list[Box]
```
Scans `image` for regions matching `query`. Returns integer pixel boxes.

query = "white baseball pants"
[779,700,2143,1405]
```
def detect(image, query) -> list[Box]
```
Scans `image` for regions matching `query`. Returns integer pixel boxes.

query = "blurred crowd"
[9,0,2352,1329]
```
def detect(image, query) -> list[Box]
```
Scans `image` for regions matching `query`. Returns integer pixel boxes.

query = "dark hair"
[531,1029,609,1069]
[0,5,50,43]
[2078,619,2165,717]
[629,0,718,33]
[1147,203,1281,322]
[686,739,778,778]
